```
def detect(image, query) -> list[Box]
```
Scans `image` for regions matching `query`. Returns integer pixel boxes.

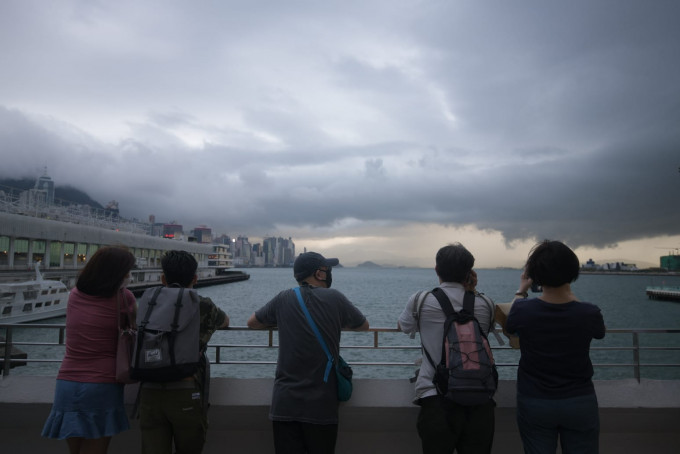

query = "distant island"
[355,261,412,269]
[357,261,383,268]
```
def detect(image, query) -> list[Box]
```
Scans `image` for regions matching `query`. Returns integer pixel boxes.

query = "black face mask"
[318,268,332,288]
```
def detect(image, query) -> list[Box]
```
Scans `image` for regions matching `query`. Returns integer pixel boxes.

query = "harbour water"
[7,267,680,381]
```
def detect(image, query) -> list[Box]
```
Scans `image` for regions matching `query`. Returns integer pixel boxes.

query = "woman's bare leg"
[66,437,112,454]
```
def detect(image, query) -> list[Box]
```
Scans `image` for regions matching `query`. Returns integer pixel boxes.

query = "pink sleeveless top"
[58,287,135,383]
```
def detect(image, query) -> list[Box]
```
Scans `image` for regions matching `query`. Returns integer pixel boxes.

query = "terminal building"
[0,173,218,274]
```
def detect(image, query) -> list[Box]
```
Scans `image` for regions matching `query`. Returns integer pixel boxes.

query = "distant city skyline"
[1,171,675,270]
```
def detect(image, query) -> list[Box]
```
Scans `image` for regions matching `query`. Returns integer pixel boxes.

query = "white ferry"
[0,264,68,323]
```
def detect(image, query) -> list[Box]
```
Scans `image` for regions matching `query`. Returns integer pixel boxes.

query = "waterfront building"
[193,225,213,243]
[0,173,295,273]
[0,174,214,272]
[162,223,184,239]
[582,259,639,272]
[661,254,680,271]
[0,210,215,272]
[603,262,638,271]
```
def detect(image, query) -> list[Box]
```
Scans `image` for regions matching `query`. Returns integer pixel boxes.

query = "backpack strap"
[168,287,185,367]
[461,290,476,318]
[133,286,164,371]
[139,286,163,329]
[474,291,500,340]
[293,287,334,383]
[430,288,457,367]
[418,288,454,371]
[410,290,430,339]
[431,287,455,316]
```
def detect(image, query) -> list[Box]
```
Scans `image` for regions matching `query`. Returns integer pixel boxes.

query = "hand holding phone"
[464,270,478,291]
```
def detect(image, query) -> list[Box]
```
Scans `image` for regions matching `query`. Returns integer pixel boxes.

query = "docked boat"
[646,285,680,302]
[0,264,69,323]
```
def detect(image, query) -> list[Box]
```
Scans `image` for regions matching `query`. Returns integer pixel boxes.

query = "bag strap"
[116,291,122,331]
[475,291,500,340]
[430,288,455,367]
[133,286,164,370]
[117,290,133,331]
[417,289,449,370]
[431,288,455,317]
[409,290,429,339]
[168,288,186,367]
[462,290,476,318]
[139,286,163,328]
[293,287,333,383]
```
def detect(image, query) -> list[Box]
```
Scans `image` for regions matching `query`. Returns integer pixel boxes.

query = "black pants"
[272,420,338,454]
[417,395,495,454]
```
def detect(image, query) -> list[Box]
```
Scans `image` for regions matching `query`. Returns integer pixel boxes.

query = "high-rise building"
[262,236,295,266]
[163,224,183,239]
[192,226,212,243]
[34,169,55,205]
[234,236,252,265]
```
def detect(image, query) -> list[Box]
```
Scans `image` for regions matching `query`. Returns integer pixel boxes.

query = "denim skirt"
[41,379,130,439]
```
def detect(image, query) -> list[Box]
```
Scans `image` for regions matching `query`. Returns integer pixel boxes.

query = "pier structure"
[647,286,680,302]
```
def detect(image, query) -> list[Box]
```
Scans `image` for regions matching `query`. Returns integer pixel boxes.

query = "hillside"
[0,177,104,209]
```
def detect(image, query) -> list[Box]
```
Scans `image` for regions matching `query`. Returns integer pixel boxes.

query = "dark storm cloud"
[1,0,679,250]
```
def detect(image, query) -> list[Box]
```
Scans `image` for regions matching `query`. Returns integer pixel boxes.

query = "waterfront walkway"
[1,377,678,454]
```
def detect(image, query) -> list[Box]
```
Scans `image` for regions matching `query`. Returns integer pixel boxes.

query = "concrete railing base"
[1,377,679,454]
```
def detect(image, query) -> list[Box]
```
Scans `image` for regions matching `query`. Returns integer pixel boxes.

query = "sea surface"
[7,267,680,381]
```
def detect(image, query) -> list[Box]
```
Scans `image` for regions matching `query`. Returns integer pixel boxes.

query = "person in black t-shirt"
[506,240,605,454]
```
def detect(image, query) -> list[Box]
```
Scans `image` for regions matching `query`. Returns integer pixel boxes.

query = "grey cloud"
[1,1,679,251]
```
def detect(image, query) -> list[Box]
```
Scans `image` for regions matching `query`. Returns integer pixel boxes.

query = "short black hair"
[525,240,580,287]
[161,250,198,287]
[435,243,475,283]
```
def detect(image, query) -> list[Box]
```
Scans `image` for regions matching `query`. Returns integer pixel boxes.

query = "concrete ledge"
[1,377,679,454]
[3,376,679,408]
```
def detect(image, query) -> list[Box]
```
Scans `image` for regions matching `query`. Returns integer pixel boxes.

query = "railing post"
[2,327,12,377]
[374,331,379,348]
[632,332,640,383]
[269,329,274,347]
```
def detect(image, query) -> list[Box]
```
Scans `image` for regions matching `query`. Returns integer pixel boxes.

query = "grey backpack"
[131,286,201,382]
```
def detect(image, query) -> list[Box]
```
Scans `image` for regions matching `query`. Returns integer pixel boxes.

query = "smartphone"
[465,271,475,286]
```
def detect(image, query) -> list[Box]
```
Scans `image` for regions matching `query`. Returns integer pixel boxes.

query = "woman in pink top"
[42,246,136,454]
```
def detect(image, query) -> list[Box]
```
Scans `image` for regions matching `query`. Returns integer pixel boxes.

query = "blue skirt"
[42,380,130,439]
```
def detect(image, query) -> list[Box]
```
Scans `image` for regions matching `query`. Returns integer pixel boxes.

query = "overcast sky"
[1,0,679,267]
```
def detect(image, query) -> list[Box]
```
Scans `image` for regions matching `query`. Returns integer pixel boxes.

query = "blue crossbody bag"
[293,287,353,401]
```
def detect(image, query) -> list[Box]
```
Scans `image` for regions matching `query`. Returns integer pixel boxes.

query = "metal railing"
[2,324,680,382]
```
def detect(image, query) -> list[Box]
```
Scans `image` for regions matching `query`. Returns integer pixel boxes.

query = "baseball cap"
[293,252,340,281]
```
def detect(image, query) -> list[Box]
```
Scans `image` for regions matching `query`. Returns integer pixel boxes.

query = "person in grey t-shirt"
[247,251,369,454]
